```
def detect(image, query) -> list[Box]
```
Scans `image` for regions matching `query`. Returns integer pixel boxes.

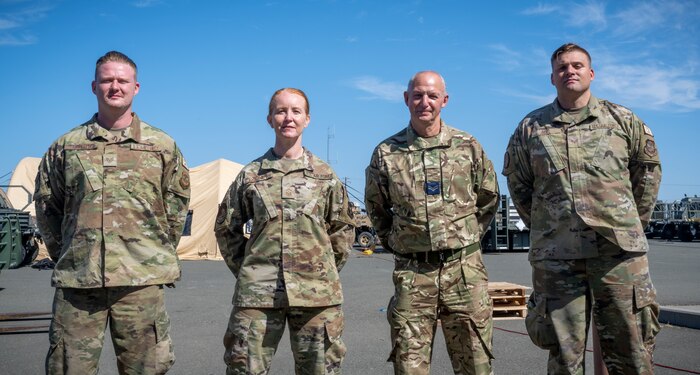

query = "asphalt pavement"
[1,239,699,374]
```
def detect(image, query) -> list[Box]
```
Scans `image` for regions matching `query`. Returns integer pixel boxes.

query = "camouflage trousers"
[526,235,661,375]
[223,305,346,375]
[46,285,175,375]
[388,249,494,375]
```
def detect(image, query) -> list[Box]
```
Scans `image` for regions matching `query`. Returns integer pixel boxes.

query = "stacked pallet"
[0,311,51,334]
[488,282,529,320]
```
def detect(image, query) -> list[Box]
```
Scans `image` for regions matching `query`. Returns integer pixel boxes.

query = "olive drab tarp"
[6,157,243,261]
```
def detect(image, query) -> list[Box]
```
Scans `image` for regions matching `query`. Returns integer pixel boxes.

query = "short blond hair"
[95,51,137,78]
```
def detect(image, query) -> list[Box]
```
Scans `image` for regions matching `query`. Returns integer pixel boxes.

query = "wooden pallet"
[488,282,529,320]
[0,312,52,334]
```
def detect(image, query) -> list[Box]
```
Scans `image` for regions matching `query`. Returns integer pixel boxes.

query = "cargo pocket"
[223,310,255,370]
[154,309,175,375]
[386,319,407,363]
[386,300,411,363]
[324,315,347,373]
[633,283,661,351]
[46,322,65,373]
[469,302,495,361]
[525,292,558,350]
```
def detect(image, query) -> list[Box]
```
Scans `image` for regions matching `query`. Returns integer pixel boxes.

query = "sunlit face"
[92,61,140,113]
[267,90,310,140]
[551,51,594,96]
[404,72,449,128]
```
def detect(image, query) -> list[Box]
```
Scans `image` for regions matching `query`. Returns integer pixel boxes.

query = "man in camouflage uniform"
[365,71,499,375]
[35,51,190,375]
[214,88,355,374]
[503,43,662,374]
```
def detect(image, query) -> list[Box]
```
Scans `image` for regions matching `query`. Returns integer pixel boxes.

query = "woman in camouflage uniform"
[214,88,355,375]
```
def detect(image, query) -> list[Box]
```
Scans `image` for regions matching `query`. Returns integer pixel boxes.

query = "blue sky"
[1,0,698,204]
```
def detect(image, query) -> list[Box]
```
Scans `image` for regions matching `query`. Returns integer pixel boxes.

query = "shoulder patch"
[179,173,190,190]
[643,124,653,137]
[644,139,657,157]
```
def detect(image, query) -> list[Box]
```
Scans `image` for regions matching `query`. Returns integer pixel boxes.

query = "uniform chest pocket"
[588,126,629,174]
[64,145,103,194]
[250,177,279,224]
[530,131,567,177]
[116,145,164,194]
[298,170,332,220]
[441,153,474,208]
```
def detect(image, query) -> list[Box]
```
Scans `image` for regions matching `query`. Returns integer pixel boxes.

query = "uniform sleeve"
[364,149,395,253]
[214,172,249,277]
[503,123,534,228]
[326,178,355,272]
[628,116,661,227]
[473,145,500,237]
[34,143,65,262]
[162,143,191,247]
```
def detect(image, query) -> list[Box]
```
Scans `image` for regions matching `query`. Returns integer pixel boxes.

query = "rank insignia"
[425,181,441,195]
[103,153,117,167]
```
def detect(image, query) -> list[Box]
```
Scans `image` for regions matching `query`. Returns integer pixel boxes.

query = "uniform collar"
[260,147,314,174]
[551,96,603,125]
[406,120,453,151]
[85,113,143,143]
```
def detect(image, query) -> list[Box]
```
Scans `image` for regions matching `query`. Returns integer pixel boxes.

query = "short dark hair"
[550,43,592,66]
[95,51,137,78]
[268,88,310,116]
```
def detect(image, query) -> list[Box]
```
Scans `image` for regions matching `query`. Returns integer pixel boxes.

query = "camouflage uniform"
[365,123,499,375]
[503,97,662,374]
[214,148,355,375]
[35,114,191,375]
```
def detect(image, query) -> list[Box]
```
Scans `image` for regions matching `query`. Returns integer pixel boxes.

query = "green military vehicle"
[0,187,40,270]
[349,202,377,248]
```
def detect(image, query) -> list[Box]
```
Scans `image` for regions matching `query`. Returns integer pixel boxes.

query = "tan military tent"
[6,157,243,261]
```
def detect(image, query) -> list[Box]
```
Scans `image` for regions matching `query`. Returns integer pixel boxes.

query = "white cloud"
[493,88,554,107]
[596,62,700,111]
[488,44,522,71]
[0,33,37,45]
[611,2,665,36]
[349,76,404,102]
[345,36,358,43]
[610,1,698,38]
[521,1,607,30]
[521,3,560,15]
[0,18,20,30]
[132,0,162,8]
[570,1,607,29]
[0,4,52,46]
